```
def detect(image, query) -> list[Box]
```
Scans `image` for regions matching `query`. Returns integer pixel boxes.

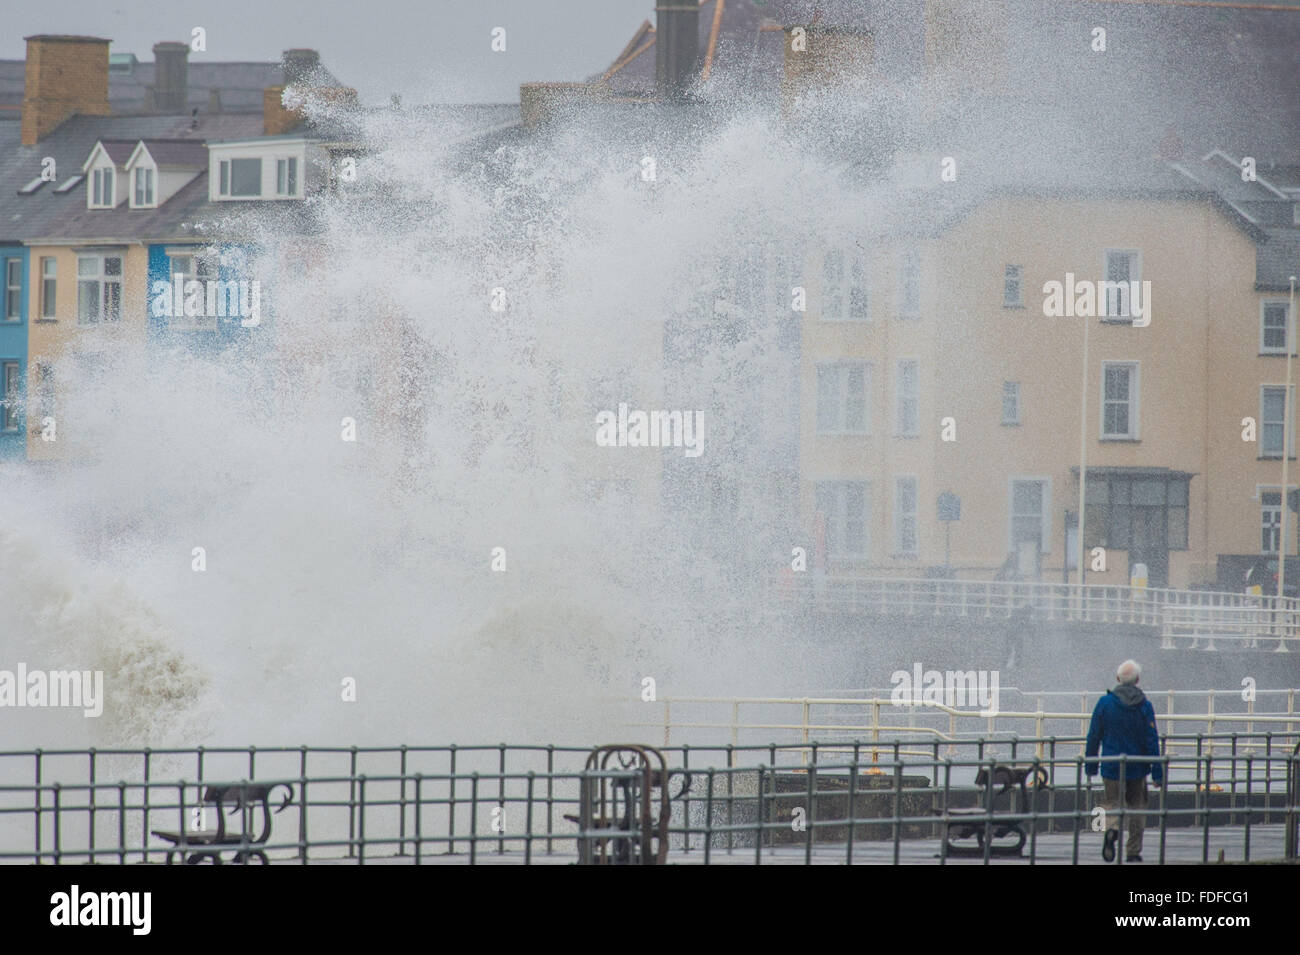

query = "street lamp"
[1076,299,1091,605]
[1280,275,1296,605]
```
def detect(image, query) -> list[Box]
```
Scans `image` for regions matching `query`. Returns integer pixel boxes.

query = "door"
[1130,506,1168,588]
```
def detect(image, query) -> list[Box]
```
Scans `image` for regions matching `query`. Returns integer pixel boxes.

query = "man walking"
[1085,660,1164,862]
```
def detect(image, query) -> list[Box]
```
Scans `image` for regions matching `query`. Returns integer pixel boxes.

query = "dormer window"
[91,168,114,208]
[133,167,154,207]
[218,158,262,197]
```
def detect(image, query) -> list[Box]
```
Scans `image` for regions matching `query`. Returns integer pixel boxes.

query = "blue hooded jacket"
[1085,683,1164,783]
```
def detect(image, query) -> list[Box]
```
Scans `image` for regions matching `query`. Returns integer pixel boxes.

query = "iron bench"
[938,764,1048,856]
[152,782,294,865]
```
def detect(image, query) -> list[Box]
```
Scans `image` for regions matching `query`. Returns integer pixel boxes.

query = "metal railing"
[779,575,1300,648]
[1,735,1296,865]
[644,688,1300,754]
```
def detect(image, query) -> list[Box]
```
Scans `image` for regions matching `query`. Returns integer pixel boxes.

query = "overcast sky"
[2,0,655,104]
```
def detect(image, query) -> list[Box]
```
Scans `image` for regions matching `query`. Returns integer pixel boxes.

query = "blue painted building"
[0,245,29,459]
[146,241,270,355]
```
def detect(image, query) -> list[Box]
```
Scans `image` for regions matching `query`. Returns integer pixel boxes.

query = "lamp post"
[1279,275,1296,607]
[1077,305,1091,608]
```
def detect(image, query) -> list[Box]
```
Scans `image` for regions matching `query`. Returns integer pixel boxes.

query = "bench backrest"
[198,782,294,843]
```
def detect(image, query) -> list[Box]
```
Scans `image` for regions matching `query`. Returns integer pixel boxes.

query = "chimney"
[208,88,223,113]
[263,86,302,135]
[655,3,700,100]
[21,35,111,146]
[264,83,357,135]
[151,41,189,112]
[282,48,321,86]
[519,82,607,131]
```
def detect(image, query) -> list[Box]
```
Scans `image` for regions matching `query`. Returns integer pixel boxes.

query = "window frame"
[1262,490,1283,554]
[276,157,299,197]
[166,249,219,332]
[1100,248,1142,322]
[3,258,21,322]
[1,361,19,432]
[815,360,871,435]
[899,248,921,318]
[1260,300,1293,355]
[132,165,155,207]
[1008,476,1052,556]
[820,247,869,322]
[1100,360,1140,440]
[1001,380,1021,426]
[894,475,919,557]
[894,358,919,437]
[1260,383,1297,458]
[89,166,115,208]
[76,254,123,325]
[39,257,56,319]
[1003,264,1023,308]
[227,157,262,198]
[815,479,870,559]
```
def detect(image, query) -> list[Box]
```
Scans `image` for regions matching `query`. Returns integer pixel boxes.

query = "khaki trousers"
[1102,777,1148,858]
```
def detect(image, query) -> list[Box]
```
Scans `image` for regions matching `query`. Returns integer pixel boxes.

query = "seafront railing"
[0,735,1297,865]
[777,576,1300,648]
[644,688,1300,752]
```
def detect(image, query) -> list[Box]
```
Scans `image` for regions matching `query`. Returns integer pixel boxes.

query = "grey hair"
[1117,660,1141,684]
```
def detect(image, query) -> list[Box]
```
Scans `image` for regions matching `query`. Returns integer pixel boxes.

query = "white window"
[77,255,122,324]
[40,258,56,319]
[1003,265,1023,307]
[895,359,918,436]
[133,167,154,206]
[1102,248,1141,320]
[3,259,19,321]
[1262,490,1282,553]
[1261,385,1296,458]
[815,480,869,558]
[822,248,868,321]
[1009,478,1050,555]
[1,361,19,432]
[219,157,262,197]
[1002,381,1020,425]
[167,250,217,331]
[1101,361,1139,439]
[276,157,298,197]
[33,360,53,421]
[90,167,114,207]
[816,362,869,434]
[1261,301,1291,355]
[899,248,920,317]
[894,476,918,556]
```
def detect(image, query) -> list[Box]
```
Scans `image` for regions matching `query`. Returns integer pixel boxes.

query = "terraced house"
[0,34,350,460]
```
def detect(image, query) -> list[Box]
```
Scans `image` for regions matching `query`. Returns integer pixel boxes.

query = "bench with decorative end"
[152,782,294,865]
[938,765,1049,857]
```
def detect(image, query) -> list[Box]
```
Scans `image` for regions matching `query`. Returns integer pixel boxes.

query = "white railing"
[639,689,1300,768]
[776,575,1300,649]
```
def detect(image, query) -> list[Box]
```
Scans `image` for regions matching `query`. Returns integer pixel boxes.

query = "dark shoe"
[1127,854,1143,863]
[1102,829,1118,862]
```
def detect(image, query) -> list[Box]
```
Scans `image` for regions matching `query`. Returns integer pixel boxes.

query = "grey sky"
[2,0,655,104]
